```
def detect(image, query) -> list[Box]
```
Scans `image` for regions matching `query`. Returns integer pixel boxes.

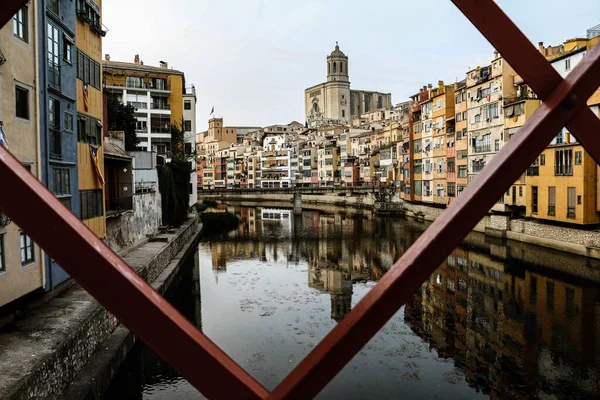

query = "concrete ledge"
[0,217,199,400]
[485,227,507,239]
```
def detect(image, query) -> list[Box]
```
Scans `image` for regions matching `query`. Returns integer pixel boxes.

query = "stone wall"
[104,192,162,254]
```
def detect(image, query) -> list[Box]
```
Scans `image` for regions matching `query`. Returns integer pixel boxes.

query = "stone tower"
[326,42,351,123]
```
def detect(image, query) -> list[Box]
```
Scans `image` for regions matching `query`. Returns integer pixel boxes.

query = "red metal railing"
[1,1,600,398]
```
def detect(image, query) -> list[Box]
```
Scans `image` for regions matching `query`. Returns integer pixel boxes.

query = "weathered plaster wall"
[104,192,162,253]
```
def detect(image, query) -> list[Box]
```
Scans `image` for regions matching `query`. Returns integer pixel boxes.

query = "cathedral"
[304,43,392,127]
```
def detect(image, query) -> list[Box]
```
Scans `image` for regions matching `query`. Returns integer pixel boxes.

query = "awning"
[104,141,132,160]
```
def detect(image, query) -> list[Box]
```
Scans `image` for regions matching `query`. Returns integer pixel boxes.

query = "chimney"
[160,61,168,69]
[438,80,444,90]
[538,42,544,54]
[134,54,140,64]
[493,50,499,59]
[427,83,433,90]
[105,54,110,61]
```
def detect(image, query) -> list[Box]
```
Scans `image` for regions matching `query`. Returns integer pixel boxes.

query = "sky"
[102,0,600,130]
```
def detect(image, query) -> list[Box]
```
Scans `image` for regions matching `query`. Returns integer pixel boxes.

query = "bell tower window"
[333,62,337,73]
[341,62,343,73]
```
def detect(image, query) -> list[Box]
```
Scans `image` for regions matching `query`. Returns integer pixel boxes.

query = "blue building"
[38,0,80,290]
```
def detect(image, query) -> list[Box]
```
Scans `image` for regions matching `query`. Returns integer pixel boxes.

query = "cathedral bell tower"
[327,42,349,82]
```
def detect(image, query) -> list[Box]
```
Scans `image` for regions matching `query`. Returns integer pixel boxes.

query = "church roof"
[329,42,346,58]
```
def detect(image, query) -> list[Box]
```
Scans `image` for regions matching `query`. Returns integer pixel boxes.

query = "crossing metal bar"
[0,149,268,399]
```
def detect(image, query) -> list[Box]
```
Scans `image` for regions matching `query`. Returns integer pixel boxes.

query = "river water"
[105,206,600,399]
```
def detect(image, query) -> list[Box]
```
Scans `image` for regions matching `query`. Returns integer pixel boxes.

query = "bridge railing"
[1,1,600,399]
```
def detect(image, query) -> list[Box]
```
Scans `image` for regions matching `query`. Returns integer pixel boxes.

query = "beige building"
[305,43,391,127]
[0,3,45,307]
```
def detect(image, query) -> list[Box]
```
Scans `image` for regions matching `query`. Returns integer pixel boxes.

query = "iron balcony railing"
[151,103,171,110]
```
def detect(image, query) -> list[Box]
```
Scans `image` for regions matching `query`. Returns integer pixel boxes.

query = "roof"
[103,60,184,76]
[104,141,131,160]
[328,42,346,58]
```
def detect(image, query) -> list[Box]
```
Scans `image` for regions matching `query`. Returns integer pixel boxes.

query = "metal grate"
[1,0,600,399]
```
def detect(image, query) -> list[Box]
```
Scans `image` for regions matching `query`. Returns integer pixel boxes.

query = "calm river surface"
[105,206,600,399]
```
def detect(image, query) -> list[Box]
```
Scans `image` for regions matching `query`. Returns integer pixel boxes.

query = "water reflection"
[107,205,600,399]
[212,206,600,398]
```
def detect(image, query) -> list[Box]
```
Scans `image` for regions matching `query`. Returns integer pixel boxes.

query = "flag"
[0,123,8,150]
[210,106,214,115]
[83,83,89,111]
[89,144,105,186]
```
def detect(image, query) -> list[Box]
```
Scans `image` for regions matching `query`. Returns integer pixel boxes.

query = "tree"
[106,93,139,151]
[170,118,195,162]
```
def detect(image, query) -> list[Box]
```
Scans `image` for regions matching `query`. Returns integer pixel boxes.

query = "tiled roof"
[103,60,184,75]
[104,141,131,159]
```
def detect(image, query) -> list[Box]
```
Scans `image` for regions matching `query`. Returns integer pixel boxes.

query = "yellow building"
[525,31,600,225]
[430,81,454,205]
[76,0,106,238]
[502,76,540,213]
[103,55,185,156]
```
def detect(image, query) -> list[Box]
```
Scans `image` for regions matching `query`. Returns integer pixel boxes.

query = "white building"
[183,85,197,207]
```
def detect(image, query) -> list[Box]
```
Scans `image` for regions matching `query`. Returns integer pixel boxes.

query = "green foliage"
[200,212,240,233]
[107,93,139,151]
[202,199,218,208]
[158,159,192,227]
[170,119,185,161]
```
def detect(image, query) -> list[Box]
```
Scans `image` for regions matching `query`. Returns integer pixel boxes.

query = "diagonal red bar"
[0,0,28,28]
[267,30,600,400]
[452,0,600,164]
[0,149,269,399]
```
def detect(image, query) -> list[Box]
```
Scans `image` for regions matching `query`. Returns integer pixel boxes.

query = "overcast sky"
[103,0,600,130]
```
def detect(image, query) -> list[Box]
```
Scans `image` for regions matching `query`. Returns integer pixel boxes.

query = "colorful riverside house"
[465,52,517,212]
[420,86,434,203]
[454,80,468,196]
[430,81,455,205]
[75,0,106,238]
[39,0,80,290]
[525,31,600,225]
[398,101,412,200]
[410,87,428,202]
[102,55,185,158]
[0,3,45,307]
[502,74,540,216]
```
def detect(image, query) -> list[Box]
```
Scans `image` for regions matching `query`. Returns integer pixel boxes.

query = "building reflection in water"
[204,206,600,398]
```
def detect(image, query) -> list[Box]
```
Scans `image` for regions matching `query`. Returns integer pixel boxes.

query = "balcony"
[527,166,539,176]
[473,144,491,153]
[555,165,573,176]
[151,103,171,110]
[48,61,61,91]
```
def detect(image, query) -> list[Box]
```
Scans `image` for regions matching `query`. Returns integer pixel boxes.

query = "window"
[473,133,491,153]
[52,168,71,196]
[126,76,143,89]
[77,113,101,145]
[135,120,147,131]
[566,187,576,219]
[48,0,60,14]
[494,139,500,152]
[15,86,29,120]
[531,186,538,214]
[575,151,582,165]
[447,158,455,172]
[448,182,456,197]
[342,110,346,118]
[413,180,422,196]
[76,50,101,89]
[184,120,192,132]
[554,149,573,176]
[565,58,571,71]
[49,98,61,160]
[413,159,422,174]
[458,165,467,178]
[540,154,545,166]
[20,232,35,265]
[80,189,104,220]
[548,186,556,216]
[413,139,422,153]
[0,234,4,272]
[13,6,27,42]
[519,186,523,197]
[64,37,73,64]
[64,112,74,132]
[472,159,486,173]
[47,23,60,89]
[184,100,191,110]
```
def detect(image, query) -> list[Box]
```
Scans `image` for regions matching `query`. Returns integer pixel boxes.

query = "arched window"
[328,63,330,74]
[340,62,343,73]
[333,62,337,73]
